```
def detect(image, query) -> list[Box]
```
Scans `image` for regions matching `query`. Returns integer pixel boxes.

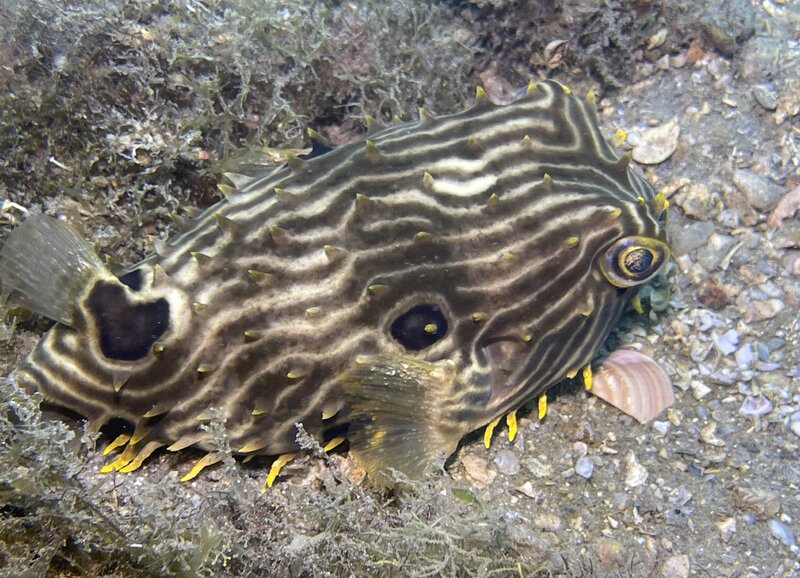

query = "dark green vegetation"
[0,0,709,576]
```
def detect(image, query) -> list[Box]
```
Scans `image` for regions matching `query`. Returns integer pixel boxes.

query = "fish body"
[0,81,669,484]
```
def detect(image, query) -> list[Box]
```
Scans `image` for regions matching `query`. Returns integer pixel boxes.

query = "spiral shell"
[591,349,674,424]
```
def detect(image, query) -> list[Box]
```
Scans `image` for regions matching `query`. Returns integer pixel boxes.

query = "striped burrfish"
[0,81,670,486]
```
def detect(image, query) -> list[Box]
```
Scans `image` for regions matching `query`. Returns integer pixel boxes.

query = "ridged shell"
[591,349,674,424]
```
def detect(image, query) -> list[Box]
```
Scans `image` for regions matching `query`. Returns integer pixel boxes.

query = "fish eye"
[390,303,448,351]
[600,236,670,288]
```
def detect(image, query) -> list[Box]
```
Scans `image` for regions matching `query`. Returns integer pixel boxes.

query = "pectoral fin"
[339,355,462,487]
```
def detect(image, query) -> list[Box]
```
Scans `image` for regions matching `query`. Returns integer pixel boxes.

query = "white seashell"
[591,349,674,424]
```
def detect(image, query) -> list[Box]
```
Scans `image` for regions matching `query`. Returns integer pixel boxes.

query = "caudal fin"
[0,215,107,326]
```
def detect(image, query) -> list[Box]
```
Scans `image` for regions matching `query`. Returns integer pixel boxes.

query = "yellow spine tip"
[243,329,263,342]
[506,411,518,442]
[612,129,627,147]
[263,453,296,491]
[102,433,131,456]
[322,437,345,453]
[181,453,221,482]
[565,236,579,248]
[538,394,548,420]
[483,416,502,448]
[367,284,389,297]
[582,365,593,391]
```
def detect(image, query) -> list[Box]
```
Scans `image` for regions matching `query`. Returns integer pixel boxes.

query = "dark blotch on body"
[85,281,169,360]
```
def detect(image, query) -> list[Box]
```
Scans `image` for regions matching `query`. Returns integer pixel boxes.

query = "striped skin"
[5,81,669,483]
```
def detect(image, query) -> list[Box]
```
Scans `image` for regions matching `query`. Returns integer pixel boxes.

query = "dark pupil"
[390,304,448,351]
[624,248,653,274]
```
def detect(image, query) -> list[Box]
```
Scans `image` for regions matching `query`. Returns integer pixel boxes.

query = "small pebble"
[652,420,670,435]
[516,481,540,500]
[769,519,796,546]
[493,449,520,476]
[745,299,784,322]
[739,394,772,417]
[691,380,712,400]
[752,84,779,111]
[461,455,496,487]
[625,451,649,488]
[700,422,725,447]
[733,169,785,212]
[712,330,738,355]
[632,118,680,165]
[735,343,754,368]
[595,538,625,569]
[716,517,737,542]
[659,554,690,578]
[575,456,594,479]
[534,512,563,533]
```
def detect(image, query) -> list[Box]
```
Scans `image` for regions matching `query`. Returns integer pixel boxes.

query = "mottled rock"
[672,183,722,220]
[632,118,680,165]
[722,184,759,226]
[594,538,624,570]
[734,169,785,212]
[734,486,781,519]
[461,455,496,487]
[660,554,690,578]
[769,519,796,546]
[697,276,730,310]
[743,298,784,322]
[493,449,520,476]
[752,84,779,111]
[533,512,563,533]
[739,36,786,82]
[575,456,594,479]
[671,221,715,256]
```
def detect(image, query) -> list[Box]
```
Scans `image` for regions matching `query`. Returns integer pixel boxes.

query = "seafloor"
[0,1,798,576]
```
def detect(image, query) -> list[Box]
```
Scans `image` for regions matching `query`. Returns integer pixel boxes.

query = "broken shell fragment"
[591,349,675,424]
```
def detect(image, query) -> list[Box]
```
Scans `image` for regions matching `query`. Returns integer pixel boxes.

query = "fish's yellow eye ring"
[600,236,670,288]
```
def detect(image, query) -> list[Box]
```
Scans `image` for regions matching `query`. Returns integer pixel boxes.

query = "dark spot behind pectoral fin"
[85,281,169,361]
